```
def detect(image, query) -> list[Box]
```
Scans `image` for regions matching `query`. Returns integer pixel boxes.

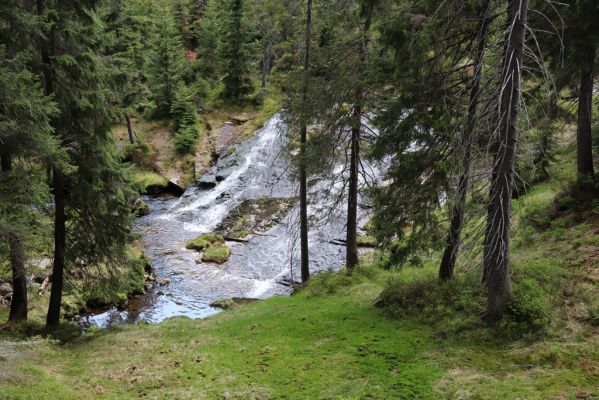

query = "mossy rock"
[202,245,230,264]
[133,199,150,216]
[210,297,258,310]
[186,233,225,251]
[135,171,169,194]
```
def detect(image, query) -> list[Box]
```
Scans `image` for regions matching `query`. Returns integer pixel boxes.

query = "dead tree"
[483,0,528,322]
[439,0,491,281]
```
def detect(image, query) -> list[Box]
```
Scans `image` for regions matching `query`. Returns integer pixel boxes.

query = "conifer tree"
[298,0,313,283]
[147,6,188,118]
[0,1,63,324]
[439,0,492,281]
[36,0,135,327]
[217,0,254,100]
[483,0,528,322]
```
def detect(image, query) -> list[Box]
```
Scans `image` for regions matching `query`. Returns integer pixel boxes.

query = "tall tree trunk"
[8,231,28,323]
[47,167,66,327]
[576,45,596,178]
[346,28,368,275]
[483,0,528,322]
[439,0,490,281]
[126,114,136,144]
[346,106,360,274]
[299,0,313,283]
[1,153,29,323]
[37,0,64,328]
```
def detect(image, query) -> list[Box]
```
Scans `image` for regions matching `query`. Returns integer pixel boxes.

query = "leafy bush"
[506,278,551,334]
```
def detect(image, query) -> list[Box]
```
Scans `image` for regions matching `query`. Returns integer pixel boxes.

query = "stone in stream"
[133,198,150,216]
[0,282,12,297]
[198,173,217,189]
[209,297,259,310]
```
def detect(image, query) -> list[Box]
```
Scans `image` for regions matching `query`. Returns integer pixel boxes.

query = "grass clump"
[201,245,230,264]
[185,232,224,251]
[357,235,377,247]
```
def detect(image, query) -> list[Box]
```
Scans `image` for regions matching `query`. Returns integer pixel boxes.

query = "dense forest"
[1,0,598,398]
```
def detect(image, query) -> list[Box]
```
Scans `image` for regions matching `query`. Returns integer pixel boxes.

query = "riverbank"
[1,260,597,399]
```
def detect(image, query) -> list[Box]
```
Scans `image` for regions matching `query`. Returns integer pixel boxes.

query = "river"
[91,113,378,327]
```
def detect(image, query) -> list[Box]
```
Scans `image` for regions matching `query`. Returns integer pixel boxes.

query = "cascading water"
[90,112,379,328]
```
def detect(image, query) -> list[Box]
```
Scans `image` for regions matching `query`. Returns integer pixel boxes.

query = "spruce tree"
[217,0,254,100]
[0,1,63,324]
[36,0,135,327]
[147,5,188,118]
[483,0,528,322]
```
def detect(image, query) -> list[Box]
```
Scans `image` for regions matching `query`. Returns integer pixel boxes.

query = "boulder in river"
[0,282,12,297]
[209,297,259,310]
[133,198,150,216]
[198,173,217,189]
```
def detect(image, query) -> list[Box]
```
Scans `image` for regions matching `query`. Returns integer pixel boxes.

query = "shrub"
[307,271,355,296]
[506,278,551,334]
[376,274,485,320]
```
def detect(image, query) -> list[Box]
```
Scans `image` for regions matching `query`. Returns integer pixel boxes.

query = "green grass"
[2,145,598,399]
[0,279,444,399]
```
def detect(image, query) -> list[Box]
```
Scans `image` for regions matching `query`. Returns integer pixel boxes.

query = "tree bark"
[439,0,490,281]
[299,0,313,283]
[346,106,360,274]
[1,153,29,323]
[483,0,528,322]
[346,28,368,275]
[47,167,66,327]
[576,45,596,178]
[126,114,136,144]
[8,231,28,323]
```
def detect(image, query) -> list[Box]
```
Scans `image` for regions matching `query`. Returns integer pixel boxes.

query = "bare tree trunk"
[299,0,313,283]
[346,28,368,275]
[126,114,136,144]
[47,167,66,327]
[576,45,596,178]
[439,0,490,281]
[37,0,64,328]
[8,231,28,323]
[346,105,360,274]
[1,153,29,323]
[483,0,528,322]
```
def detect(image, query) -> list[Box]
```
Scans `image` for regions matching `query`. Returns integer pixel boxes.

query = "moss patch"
[201,245,230,264]
[185,233,224,251]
